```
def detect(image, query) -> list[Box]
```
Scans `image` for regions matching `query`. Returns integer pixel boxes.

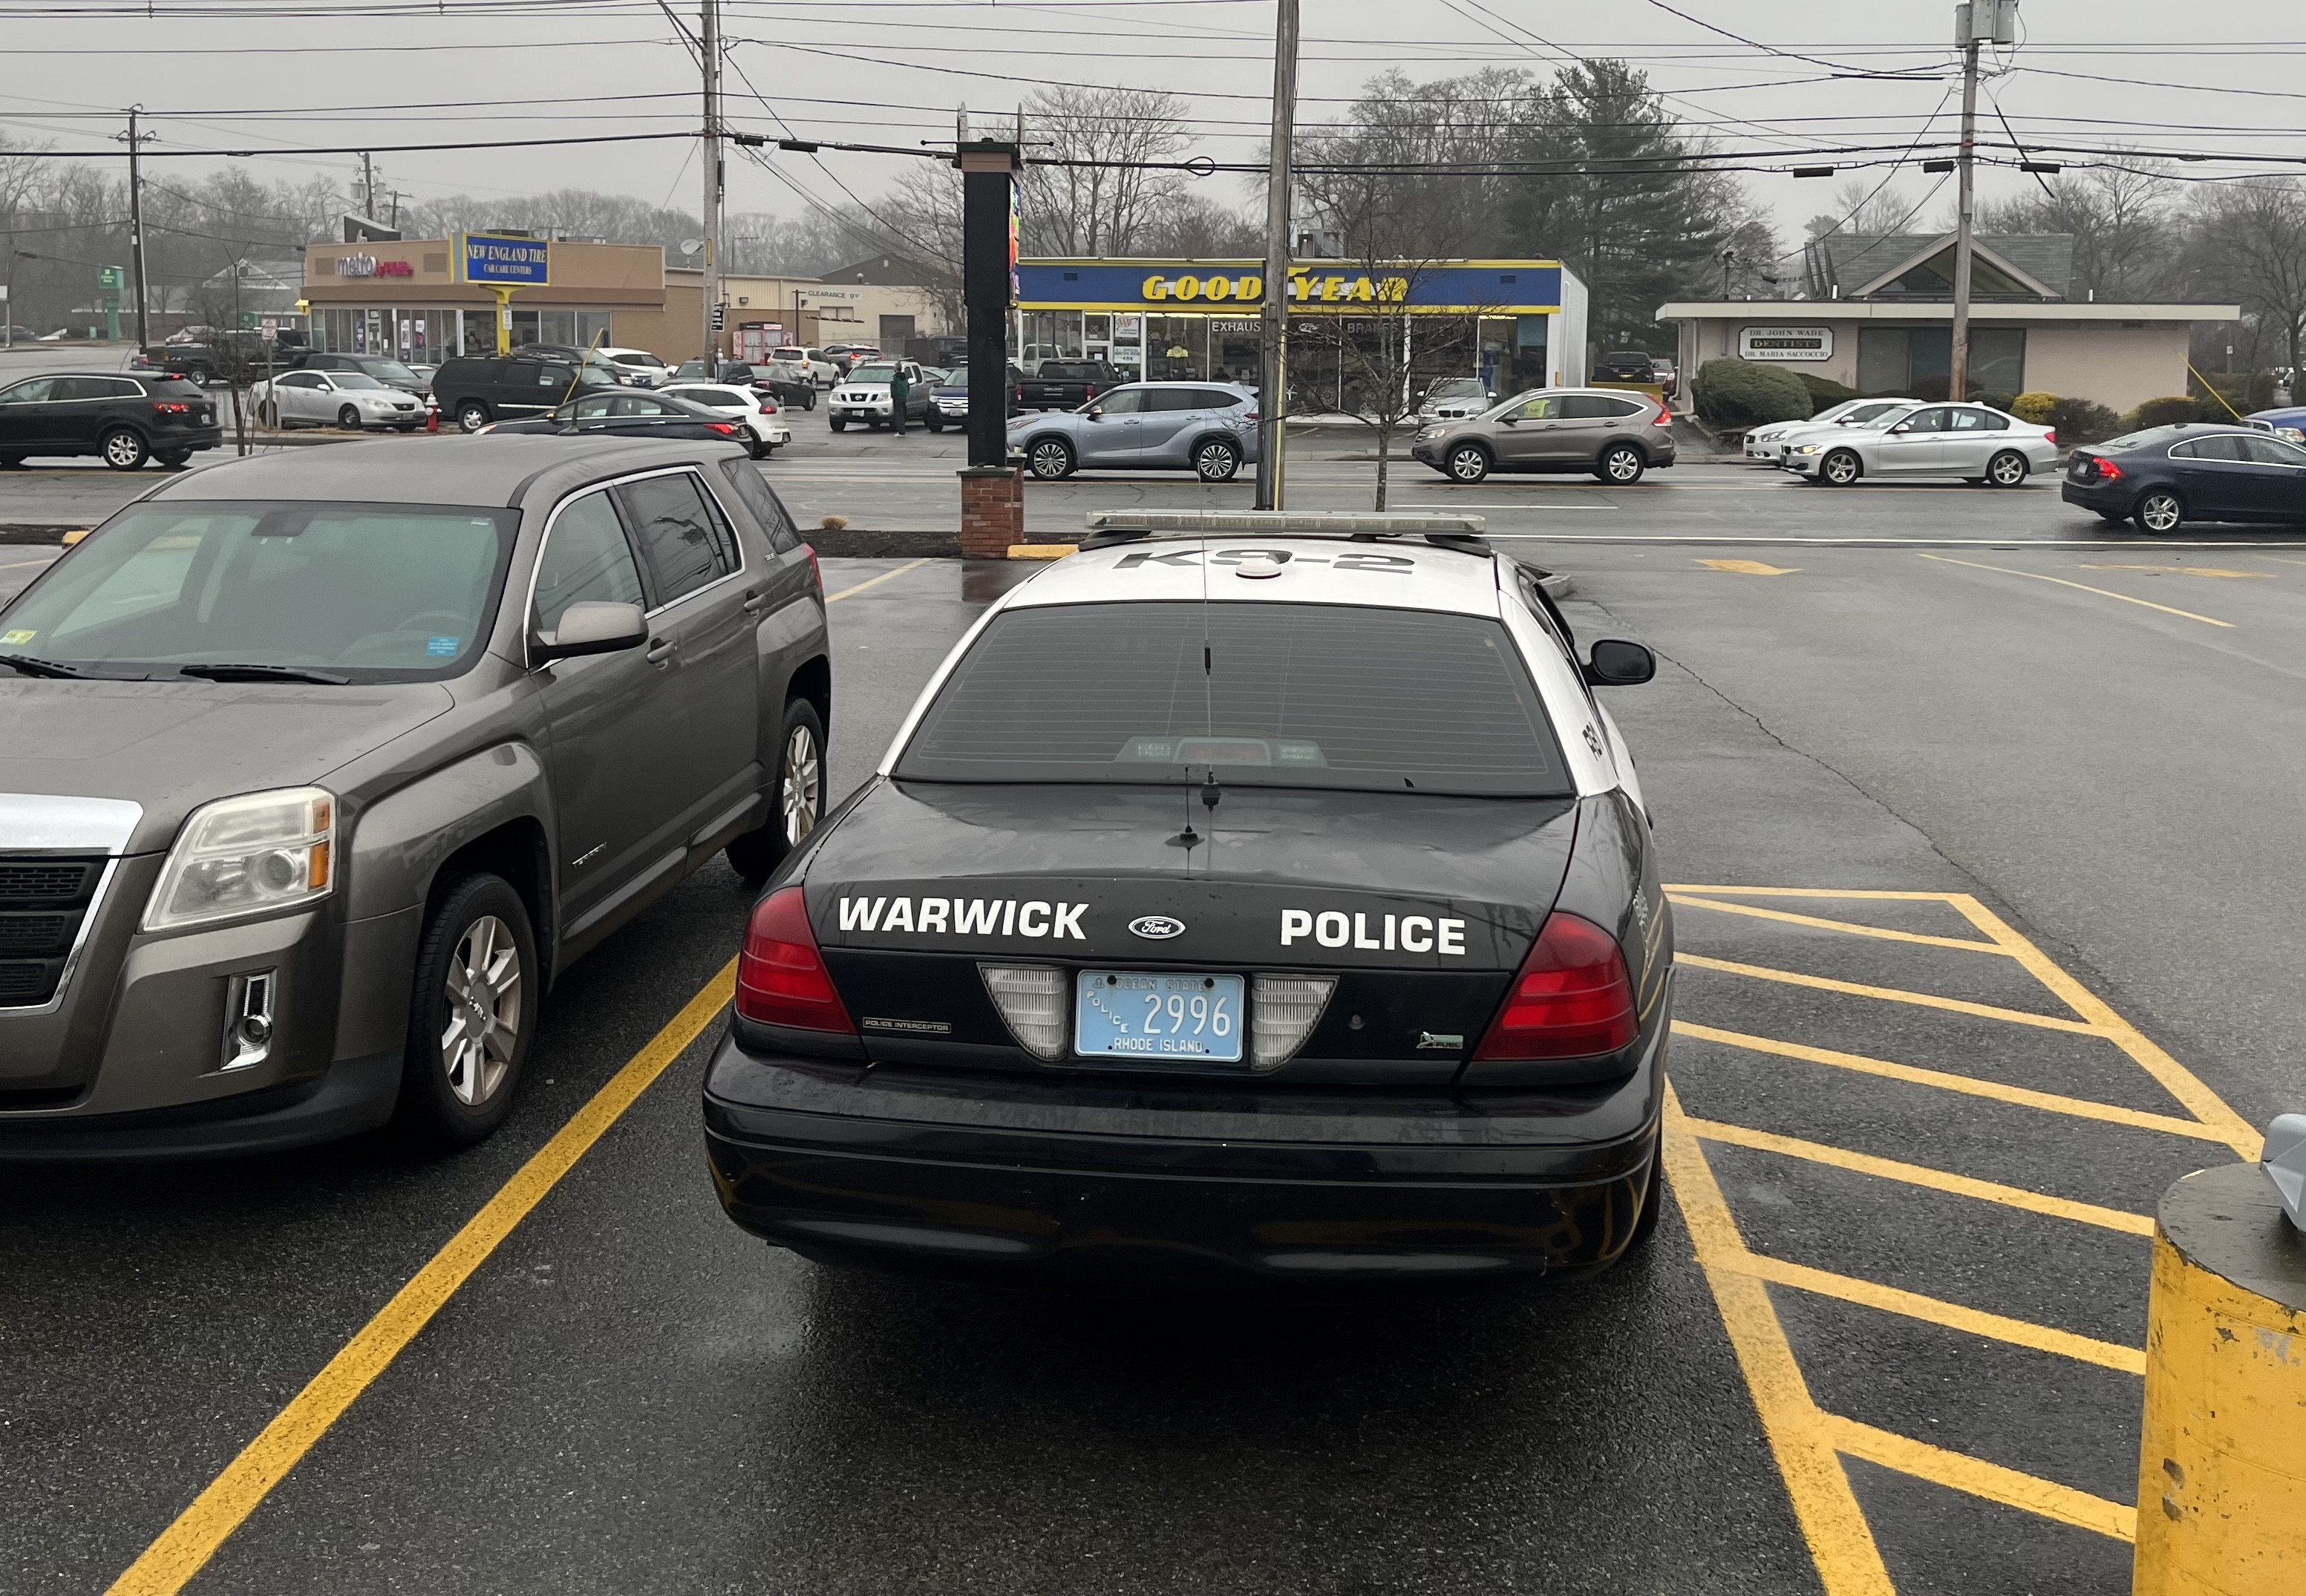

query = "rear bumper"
[703,1021,1666,1283]
[2060,480,2129,514]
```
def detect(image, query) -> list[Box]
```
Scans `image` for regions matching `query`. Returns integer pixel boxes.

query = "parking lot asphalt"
[1,474,2299,1594]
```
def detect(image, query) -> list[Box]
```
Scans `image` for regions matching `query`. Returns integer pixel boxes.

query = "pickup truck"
[1017,359,1126,411]
[148,331,307,385]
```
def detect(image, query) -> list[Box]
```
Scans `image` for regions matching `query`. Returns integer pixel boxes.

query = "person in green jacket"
[888,366,911,435]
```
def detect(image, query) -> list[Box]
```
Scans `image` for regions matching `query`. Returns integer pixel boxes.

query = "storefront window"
[1147,315,1205,382]
[1857,327,2025,399]
[577,310,613,347]
[463,309,496,356]
[1212,319,1261,388]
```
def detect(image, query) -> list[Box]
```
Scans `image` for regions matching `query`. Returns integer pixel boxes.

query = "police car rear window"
[895,601,1570,796]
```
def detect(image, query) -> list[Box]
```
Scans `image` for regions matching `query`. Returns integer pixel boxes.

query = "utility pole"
[701,0,722,364]
[123,108,151,350]
[1947,0,2011,402]
[1254,0,1299,511]
[361,151,376,219]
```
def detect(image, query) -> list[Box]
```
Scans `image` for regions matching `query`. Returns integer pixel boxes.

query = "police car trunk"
[705,527,1670,1278]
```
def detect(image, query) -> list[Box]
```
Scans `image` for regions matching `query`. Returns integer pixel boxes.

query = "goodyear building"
[1014,258,1589,405]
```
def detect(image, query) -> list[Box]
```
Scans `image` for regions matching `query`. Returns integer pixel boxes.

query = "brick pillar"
[958,465,1025,557]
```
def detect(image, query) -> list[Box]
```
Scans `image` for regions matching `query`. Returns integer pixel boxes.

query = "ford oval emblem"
[1128,915,1186,940]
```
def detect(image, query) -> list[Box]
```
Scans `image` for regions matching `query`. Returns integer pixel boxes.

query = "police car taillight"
[1472,912,1637,1060]
[737,886,855,1033]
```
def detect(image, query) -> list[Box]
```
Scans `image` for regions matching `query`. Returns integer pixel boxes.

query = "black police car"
[0,370,222,470]
[705,517,1672,1284]
[2062,422,2306,533]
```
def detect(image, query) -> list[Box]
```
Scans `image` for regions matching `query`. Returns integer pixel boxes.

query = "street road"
[0,470,2299,1594]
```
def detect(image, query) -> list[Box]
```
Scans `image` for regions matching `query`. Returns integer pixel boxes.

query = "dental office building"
[1013,258,1590,405]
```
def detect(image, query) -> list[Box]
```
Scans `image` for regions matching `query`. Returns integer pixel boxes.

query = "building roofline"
[1655,301,2242,322]
[1840,231,2060,300]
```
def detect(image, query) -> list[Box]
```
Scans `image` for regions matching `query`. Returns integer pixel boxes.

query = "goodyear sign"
[457,233,551,287]
[1019,259,1564,315]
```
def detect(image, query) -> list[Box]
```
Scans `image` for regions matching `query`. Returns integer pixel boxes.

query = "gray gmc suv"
[0,436,830,1157]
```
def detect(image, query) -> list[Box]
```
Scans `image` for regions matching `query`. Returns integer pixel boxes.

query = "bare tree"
[1016,85,1192,256]
[1976,160,2178,301]
[2186,177,2306,383]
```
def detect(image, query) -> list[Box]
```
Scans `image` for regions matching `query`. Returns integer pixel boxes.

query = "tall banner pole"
[1254,0,1300,511]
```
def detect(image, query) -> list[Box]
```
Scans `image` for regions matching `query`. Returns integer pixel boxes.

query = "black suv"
[433,353,617,433]
[0,371,223,470]
[1592,350,1662,385]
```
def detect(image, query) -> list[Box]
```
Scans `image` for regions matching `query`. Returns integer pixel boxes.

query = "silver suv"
[0,436,830,1156]
[1410,387,1678,485]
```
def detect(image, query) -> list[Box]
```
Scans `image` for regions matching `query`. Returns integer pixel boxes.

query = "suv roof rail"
[1079,509,1490,554]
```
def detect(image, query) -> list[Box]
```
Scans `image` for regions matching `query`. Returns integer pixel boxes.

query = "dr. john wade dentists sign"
[457,234,551,286]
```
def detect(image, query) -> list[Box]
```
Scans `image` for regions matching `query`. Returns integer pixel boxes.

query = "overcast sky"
[4,0,2298,252]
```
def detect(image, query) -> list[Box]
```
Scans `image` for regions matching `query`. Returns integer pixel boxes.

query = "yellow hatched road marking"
[1669,894,2011,954]
[2078,563,2271,579]
[1676,954,2104,1035]
[1681,1115,2158,1235]
[1698,557,1802,575]
[1916,553,2235,627]
[1661,1087,1898,1596]
[1665,886,1981,900]
[1673,1021,2232,1144]
[1944,898,2262,1157]
[1817,1416,2139,1543]
[1725,1251,2146,1375]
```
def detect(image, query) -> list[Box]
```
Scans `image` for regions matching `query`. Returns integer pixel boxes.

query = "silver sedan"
[252,370,428,431]
[1786,402,2060,486]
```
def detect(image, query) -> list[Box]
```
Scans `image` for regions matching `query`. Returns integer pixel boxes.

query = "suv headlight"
[143,787,335,932]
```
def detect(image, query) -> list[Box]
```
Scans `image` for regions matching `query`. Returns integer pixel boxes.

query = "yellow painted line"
[1944,897,2262,1158]
[1817,1414,2139,1543]
[1672,1021,2234,1145]
[2079,563,2271,579]
[1916,552,2235,627]
[823,555,931,602]
[1675,953,2103,1035]
[1680,1114,2158,1235]
[1668,893,2011,954]
[1661,1087,1898,1595]
[1726,1251,2146,1375]
[1663,886,1969,901]
[1006,543,1074,560]
[105,960,738,1596]
[1697,557,1801,575]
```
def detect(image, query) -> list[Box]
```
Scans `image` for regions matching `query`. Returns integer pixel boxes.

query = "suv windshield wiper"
[174,662,350,685]
[0,653,95,678]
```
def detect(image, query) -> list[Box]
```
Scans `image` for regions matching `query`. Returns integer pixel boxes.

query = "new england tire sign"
[457,234,551,286]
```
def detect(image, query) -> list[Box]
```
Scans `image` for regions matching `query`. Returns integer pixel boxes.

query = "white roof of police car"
[993,535,1509,620]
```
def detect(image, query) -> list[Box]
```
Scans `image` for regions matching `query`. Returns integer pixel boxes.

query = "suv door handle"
[644,637,676,667]
[742,589,771,615]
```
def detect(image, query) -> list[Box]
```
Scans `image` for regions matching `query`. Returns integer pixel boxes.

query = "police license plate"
[1075,971,1244,1064]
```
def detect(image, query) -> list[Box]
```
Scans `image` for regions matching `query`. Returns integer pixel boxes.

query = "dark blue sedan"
[2061,423,2306,533]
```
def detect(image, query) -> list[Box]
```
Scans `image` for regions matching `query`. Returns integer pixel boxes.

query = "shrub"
[2045,396,2120,445]
[1796,371,1861,413]
[1692,358,1811,428]
[1976,390,2015,413]
[2011,391,2057,424]
[2125,396,2198,431]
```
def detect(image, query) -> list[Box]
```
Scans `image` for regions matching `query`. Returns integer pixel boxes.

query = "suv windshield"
[849,364,898,384]
[1428,379,1486,399]
[894,601,1570,796]
[0,501,517,680]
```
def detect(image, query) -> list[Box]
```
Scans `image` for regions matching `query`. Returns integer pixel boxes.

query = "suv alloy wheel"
[1598,442,1645,485]
[99,427,148,471]
[398,873,538,1148]
[1028,437,1075,480]
[726,698,827,885]
[1447,442,1491,483]
[1194,437,1241,482]
[457,402,491,434]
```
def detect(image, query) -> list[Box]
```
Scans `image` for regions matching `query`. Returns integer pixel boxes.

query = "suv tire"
[1446,442,1492,483]
[1596,442,1646,485]
[1194,437,1241,482]
[1028,437,1076,480]
[99,428,148,471]
[396,873,538,1150]
[154,448,192,468]
[829,416,846,433]
[457,402,491,434]
[726,697,827,885]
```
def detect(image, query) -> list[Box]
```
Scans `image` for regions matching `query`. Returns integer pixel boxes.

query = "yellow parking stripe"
[103,961,739,1596]
[823,556,930,602]
[1665,886,1992,900]
[1680,1116,2158,1236]
[1725,1251,2146,1375]
[1817,1416,2139,1543]
[1661,1087,1898,1596]
[1676,954,2104,1035]
[1669,894,2011,954]
[1944,898,2263,1157]
[1673,1021,2233,1144]
[1916,553,2235,628]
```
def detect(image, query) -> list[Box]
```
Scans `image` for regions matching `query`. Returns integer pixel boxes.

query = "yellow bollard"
[2132,1162,2306,1596]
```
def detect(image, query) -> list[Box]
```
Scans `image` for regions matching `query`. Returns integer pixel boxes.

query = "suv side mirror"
[535,601,646,663]
[1584,638,1656,686]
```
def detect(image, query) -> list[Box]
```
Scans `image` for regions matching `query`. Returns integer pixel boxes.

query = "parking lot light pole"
[1254,0,1300,511]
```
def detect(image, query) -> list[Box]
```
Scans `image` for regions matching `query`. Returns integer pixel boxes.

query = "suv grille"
[0,855,105,1008]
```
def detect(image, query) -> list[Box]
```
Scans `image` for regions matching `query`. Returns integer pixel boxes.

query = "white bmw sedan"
[1745,397,1916,462]
[1786,402,2060,487]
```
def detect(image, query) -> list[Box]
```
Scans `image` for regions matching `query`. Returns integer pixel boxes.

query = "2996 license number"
[1074,971,1244,1063]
